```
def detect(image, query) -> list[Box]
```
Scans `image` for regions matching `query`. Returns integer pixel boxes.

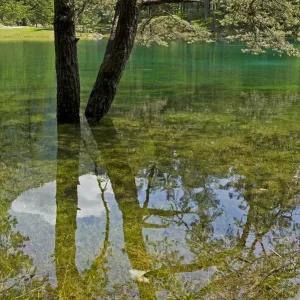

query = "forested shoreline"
[2,1,300,53]
[0,1,221,37]
[1,1,212,28]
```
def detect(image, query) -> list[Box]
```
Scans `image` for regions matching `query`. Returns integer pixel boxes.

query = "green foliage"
[136,1,300,56]
[0,0,30,25]
[137,15,212,46]
[76,0,116,33]
[0,0,53,26]
[25,0,53,26]
[221,0,300,56]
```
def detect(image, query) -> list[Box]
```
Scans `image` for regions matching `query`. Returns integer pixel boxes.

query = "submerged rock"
[129,269,150,283]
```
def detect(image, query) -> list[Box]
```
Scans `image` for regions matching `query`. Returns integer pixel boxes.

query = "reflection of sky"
[135,174,249,263]
[10,175,112,224]
[11,181,57,225]
[10,174,129,284]
[136,173,300,257]
[10,172,238,285]
[211,179,248,239]
[9,171,300,289]
[137,175,248,238]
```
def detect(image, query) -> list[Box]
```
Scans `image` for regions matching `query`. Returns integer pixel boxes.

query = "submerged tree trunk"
[54,0,80,123]
[85,0,140,123]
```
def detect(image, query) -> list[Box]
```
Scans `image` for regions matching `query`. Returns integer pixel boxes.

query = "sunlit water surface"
[1,41,300,299]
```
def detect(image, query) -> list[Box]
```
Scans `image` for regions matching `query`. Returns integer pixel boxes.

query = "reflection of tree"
[40,119,203,300]
[53,124,110,299]
[179,185,300,299]
[54,124,82,298]
[3,102,299,299]
[86,118,203,299]
[87,119,156,299]
[84,118,237,298]
[85,114,300,299]
[237,91,299,121]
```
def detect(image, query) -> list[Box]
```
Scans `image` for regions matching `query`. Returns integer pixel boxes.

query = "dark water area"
[0,41,300,299]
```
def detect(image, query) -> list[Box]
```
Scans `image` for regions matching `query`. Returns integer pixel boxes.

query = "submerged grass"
[1,42,300,299]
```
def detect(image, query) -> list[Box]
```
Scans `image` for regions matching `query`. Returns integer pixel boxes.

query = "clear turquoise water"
[0,41,300,299]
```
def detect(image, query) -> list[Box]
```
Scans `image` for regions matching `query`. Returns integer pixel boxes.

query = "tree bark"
[54,0,80,123]
[84,0,140,123]
[204,0,210,19]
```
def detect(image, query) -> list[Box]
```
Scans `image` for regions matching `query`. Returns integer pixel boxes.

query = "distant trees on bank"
[0,1,230,34]
[0,0,53,26]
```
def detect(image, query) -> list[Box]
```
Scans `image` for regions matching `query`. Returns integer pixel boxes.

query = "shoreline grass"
[0,27,54,41]
[0,26,109,41]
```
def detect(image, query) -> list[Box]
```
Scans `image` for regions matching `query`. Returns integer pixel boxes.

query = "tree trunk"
[204,0,210,19]
[84,0,140,123]
[22,18,27,26]
[54,0,80,123]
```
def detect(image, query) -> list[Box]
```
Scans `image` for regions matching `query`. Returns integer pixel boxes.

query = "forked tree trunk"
[85,0,140,123]
[54,0,80,123]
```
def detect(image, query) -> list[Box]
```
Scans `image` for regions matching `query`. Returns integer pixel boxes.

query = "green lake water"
[0,41,300,299]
